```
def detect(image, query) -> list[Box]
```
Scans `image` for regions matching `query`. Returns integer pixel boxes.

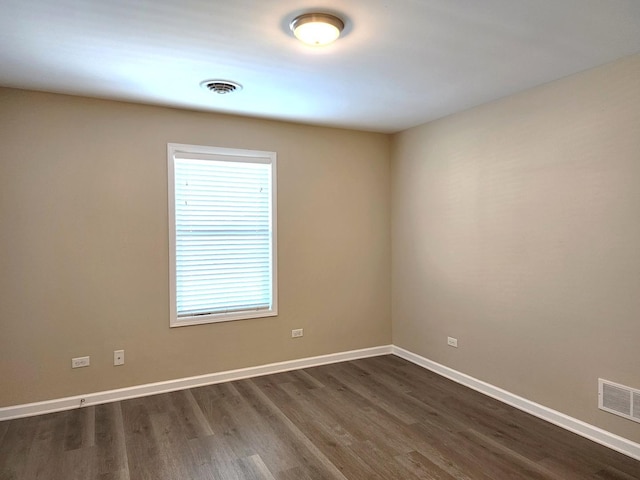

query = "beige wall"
[0,89,391,406]
[392,54,640,443]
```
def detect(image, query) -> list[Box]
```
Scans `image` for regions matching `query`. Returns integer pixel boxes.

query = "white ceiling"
[1,0,640,133]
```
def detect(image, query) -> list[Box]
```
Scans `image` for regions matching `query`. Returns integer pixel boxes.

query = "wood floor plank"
[329,361,419,424]
[228,380,303,473]
[393,450,460,480]
[302,365,419,450]
[83,405,96,448]
[277,380,358,447]
[465,428,564,480]
[22,411,68,479]
[237,454,277,480]
[120,399,166,480]
[59,446,96,480]
[592,465,640,480]
[182,389,215,437]
[0,421,9,447]
[240,379,349,479]
[146,391,216,480]
[186,431,243,480]
[0,414,40,480]
[346,439,421,479]
[149,411,195,478]
[1,355,639,479]
[95,402,130,479]
[63,408,86,451]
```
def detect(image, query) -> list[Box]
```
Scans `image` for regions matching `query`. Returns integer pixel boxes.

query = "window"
[168,143,277,327]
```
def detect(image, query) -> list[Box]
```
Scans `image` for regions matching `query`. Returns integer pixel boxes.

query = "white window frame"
[167,143,278,327]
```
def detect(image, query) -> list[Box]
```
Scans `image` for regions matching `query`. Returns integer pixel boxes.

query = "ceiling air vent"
[599,379,640,424]
[200,80,243,95]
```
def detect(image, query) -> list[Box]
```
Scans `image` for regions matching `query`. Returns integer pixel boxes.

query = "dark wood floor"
[1,355,639,479]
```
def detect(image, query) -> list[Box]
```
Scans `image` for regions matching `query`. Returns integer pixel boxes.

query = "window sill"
[170,309,278,328]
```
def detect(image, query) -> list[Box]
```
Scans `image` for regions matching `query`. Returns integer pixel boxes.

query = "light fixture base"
[290,13,345,46]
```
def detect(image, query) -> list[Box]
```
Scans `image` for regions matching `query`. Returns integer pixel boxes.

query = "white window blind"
[168,144,277,327]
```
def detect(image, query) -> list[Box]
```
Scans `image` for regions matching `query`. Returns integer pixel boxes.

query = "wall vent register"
[598,378,640,424]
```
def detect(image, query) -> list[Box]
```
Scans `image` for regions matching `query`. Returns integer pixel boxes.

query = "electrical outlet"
[72,356,90,368]
[447,336,458,348]
[291,328,304,338]
[114,349,125,366]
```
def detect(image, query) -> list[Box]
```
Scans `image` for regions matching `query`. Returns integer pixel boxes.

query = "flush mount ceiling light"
[200,80,243,94]
[290,13,344,46]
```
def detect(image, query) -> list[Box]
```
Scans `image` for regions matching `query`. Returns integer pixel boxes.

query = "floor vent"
[599,379,640,424]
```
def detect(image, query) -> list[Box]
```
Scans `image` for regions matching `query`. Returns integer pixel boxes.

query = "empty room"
[1,1,639,478]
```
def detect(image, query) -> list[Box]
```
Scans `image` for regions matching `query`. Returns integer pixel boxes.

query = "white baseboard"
[0,345,393,421]
[392,346,640,462]
[3,344,639,462]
